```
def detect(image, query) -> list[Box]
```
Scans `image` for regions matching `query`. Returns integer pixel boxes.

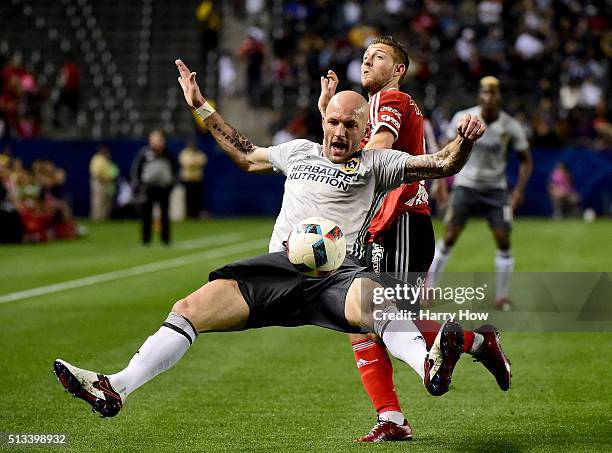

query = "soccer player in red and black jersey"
[319,36,511,442]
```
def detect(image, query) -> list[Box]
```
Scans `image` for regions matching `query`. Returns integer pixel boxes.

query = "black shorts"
[446,186,512,230]
[360,212,434,312]
[362,212,435,274]
[209,252,377,333]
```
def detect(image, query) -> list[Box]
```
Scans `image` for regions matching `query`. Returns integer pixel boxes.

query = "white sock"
[495,249,514,300]
[379,410,405,425]
[427,240,452,288]
[468,332,484,355]
[375,306,427,380]
[109,313,197,400]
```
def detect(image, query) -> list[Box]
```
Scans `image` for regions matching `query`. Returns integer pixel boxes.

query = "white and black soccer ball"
[287,217,346,276]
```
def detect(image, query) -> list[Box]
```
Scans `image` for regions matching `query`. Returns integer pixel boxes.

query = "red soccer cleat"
[473,324,512,391]
[356,418,413,442]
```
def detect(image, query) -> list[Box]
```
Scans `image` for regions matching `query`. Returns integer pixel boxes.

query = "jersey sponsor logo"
[380,105,402,118]
[340,157,361,174]
[288,164,356,191]
[380,114,401,130]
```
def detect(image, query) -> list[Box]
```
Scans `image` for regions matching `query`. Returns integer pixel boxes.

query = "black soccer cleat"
[473,324,512,391]
[53,359,122,418]
[423,321,464,396]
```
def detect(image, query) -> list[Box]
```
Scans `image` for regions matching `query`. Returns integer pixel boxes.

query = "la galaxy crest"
[340,157,361,174]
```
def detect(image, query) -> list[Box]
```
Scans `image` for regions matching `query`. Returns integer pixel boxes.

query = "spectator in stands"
[36,160,79,240]
[593,102,612,150]
[219,51,238,96]
[3,158,78,242]
[196,0,221,59]
[454,28,480,77]
[263,1,609,152]
[0,164,23,243]
[89,145,118,221]
[53,54,80,130]
[179,140,207,219]
[239,26,265,107]
[131,129,177,246]
[548,163,580,219]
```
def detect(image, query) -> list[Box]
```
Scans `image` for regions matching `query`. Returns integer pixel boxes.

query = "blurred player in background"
[427,76,533,310]
[319,37,511,442]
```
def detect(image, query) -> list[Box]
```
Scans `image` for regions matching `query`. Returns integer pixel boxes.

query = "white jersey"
[446,106,528,190]
[266,139,410,253]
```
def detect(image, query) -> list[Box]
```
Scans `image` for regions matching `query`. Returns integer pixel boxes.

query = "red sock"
[413,320,475,353]
[413,320,440,349]
[352,338,401,414]
[463,330,475,353]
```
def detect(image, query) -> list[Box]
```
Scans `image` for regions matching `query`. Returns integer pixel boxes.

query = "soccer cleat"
[53,359,122,418]
[423,321,464,396]
[356,418,413,442]
[473,324,512,391]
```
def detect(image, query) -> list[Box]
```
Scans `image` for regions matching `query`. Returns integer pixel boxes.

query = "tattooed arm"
[404,114,485,183]
[175,59,272,173]
[203,113,272,173]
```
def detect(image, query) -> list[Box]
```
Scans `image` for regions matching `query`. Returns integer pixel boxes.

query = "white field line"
[174,232,245,250]
[0,237,269,305]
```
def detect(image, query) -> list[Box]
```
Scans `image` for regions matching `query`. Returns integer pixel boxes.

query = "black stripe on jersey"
[358,189,386,243]
[355,189,387,259]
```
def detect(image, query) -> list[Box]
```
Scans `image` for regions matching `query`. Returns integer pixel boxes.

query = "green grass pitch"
[0,218,610,452]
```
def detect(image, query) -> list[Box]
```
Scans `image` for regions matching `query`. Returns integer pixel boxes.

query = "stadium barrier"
[3,138,611,218]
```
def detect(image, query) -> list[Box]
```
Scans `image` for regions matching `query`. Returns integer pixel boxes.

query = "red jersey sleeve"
[370,90,404,141]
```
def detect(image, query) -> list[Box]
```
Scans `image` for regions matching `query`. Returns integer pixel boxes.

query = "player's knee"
[171,298,193,319]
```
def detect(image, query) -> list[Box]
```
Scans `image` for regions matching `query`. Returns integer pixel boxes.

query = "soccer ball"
[287,217,346,276]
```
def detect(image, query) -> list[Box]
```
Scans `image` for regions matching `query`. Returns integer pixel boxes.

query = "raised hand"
[457,114,486,142]
[318,70,339,116]
[175,59,206,110]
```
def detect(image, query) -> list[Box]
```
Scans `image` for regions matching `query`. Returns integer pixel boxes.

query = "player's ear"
[395,63,406,79]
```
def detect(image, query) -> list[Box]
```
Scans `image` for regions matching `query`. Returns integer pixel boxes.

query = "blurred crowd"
[0,51,80,140]
[0,146,80,243]
[236,0,610,150]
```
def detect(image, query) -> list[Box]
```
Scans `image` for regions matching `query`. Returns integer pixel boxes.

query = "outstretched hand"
[456,114,486,142]
[318,70,339,116]
[175,59,206,110]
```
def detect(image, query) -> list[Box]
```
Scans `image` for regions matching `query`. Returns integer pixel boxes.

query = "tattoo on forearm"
[210,123,256,155]
[404,137,474,182]
[405,154,444,181]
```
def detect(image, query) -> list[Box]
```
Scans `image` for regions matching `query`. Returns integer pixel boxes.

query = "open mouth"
[331,141,348,153]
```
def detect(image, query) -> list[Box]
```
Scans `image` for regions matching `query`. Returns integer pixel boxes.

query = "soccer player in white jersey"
[52,60,486,430]
[428,76,532,310]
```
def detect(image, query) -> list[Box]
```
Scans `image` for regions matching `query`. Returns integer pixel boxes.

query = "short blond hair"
[480,76,500,89]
